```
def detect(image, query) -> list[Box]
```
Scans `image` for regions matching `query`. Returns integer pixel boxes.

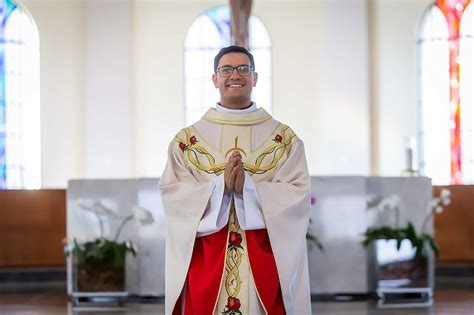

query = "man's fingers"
[225,155,235,176]
[232,165,238,176]
[234,165,244,194]
[224,152,244,194]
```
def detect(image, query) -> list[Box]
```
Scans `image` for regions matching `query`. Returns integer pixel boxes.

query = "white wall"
[133,0,225,177]
[23,0,85,188]
[20,0,434,187]
[370,0,432,176]
[253,1,326,175]
[84,0,133,178]
[318,0,370,175]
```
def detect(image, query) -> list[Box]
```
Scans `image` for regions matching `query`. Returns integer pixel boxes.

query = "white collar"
[215,102,258,114]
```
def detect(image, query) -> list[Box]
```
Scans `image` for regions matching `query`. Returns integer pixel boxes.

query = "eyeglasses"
[217,64,253,77]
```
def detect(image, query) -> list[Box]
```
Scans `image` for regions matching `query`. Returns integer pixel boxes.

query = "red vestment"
[173,225,285,314]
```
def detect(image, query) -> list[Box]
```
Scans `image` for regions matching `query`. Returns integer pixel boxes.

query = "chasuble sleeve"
[196,175,232,237]
[158,136,215,314]
[254,138,312,313]
[234,172,266,230]
[159,138,212,220]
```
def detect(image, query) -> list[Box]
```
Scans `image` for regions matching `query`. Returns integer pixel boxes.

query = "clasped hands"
[224,151,245,194]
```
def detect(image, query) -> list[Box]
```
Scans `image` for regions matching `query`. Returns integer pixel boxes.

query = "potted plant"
[362,189,451,288]
[307,195,324,251]
[306,218,324,251]
[65,200,154,292]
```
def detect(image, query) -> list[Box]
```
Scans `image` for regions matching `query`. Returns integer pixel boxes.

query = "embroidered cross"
[225,137,247,158]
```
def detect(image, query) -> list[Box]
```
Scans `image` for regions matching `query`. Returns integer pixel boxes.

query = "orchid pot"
[65,201,154,293]
[72,238,136,292]
[363,189,451,290]
[370,238,434,289]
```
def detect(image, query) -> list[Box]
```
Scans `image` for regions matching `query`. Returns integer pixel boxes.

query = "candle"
[406,147,413,171]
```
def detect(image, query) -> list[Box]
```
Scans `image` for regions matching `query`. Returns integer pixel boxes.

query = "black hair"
[213,46,255,73]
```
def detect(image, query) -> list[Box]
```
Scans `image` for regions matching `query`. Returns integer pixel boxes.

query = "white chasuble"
[159,107,312,315]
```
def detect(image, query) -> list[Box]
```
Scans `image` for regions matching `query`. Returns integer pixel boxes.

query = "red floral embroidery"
[229,232,242,247]
[226,297,241,311]
[190,135,197,144]
[179,142,186,152]
[274,134,283,143]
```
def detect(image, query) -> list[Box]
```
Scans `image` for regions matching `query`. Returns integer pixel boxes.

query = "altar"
[66,176,432,297]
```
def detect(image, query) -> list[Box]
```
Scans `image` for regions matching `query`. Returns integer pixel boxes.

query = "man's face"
[212,52,258,109]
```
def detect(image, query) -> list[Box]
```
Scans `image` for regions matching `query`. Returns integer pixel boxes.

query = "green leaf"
[422,234,440,257]
[406,222,417,240]
[306,233,324,251]
[361,222,441,259]
[71,238,137,267]
[396,238,402,250]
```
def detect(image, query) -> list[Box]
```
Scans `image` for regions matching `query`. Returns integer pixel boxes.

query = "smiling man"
[159,46,311,315]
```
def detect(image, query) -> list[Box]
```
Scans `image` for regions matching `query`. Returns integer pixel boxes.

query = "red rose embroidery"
[229,232,242,247]
[274,134,283,142]
[190,135,197,144]
[179,142,186,152]
[226,297,241,311]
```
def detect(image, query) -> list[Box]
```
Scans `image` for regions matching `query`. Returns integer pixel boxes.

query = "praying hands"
[224,151,245,194]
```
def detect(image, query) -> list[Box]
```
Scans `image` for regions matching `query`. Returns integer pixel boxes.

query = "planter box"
[74,260,125,292]
[371,239,434,308]
[69,252,128,309]
[374,239,434,288]
[71,249,127,293]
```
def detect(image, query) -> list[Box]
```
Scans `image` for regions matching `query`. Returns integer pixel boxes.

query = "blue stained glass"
[204,5,231,47]
[184,5,272,125]
[0,0,17,188]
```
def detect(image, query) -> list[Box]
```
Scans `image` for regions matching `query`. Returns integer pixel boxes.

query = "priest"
[159,46,311,315]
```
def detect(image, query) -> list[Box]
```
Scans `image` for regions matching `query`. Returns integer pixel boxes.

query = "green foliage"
[67,238,137,267]
[306,232,324,251]
[362,222,439,258]
[306,217,324,251]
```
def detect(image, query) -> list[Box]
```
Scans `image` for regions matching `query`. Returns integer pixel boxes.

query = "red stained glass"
[435,0,471,184]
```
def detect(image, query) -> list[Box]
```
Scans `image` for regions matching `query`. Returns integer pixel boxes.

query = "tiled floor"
[0,290,473,315]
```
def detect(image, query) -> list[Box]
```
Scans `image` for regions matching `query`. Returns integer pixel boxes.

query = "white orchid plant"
[65,200,155,267]
[362,188,452,258]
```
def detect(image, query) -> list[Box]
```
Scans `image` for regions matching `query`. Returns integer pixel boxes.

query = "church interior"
[0,0,473,314]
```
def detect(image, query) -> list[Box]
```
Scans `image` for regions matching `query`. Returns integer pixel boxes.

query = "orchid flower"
[375,194,401,228]
[132,206,155,225]
[421,188,452,234]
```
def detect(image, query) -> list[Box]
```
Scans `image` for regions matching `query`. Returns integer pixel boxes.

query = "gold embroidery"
[176,124,296,177]
[203,116,272,126]
[175,129,226,175]
[225,208,243,298]
[225,137,248,158]
[201,107,273,126]
[219,206,246,314]
[245,125,296,175]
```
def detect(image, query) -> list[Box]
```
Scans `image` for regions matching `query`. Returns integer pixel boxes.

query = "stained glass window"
[417,0,473,184]
[0,1,40,189]
[184,5,272,126]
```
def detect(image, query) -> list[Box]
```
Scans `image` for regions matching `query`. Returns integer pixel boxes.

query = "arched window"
[184,5,272,126]
[417,0,473,184]
[1,0,40,189]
